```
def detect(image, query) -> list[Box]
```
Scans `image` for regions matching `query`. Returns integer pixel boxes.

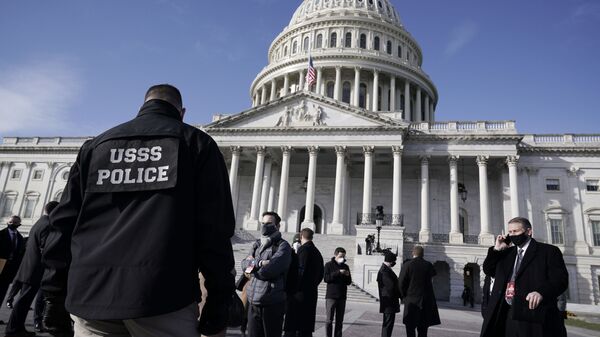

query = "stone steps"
[318,282,379,303]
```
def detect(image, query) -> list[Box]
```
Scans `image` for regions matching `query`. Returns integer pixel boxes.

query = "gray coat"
[241,233,292,306]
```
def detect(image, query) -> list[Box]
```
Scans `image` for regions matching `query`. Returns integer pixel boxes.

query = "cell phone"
[503,235,511,245]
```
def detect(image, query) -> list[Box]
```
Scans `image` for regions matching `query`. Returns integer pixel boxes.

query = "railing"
[525,134,600,145]
[432,234,449,243]
[356,213,404,226]
[409,121,516,132]
[464,235,479,244]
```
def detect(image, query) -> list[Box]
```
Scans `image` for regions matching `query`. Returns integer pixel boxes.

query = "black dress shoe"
[6,301,12,309]
[34,323,44,332]
[4,330,36,337]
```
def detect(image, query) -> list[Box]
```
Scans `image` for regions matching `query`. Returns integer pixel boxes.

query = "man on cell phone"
[480,217,568,337]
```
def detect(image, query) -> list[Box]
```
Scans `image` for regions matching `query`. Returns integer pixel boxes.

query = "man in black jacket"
[480,217,568,337]
[398,245,440,337]
[292,228,324,337]
[4,201,59,337]
[323,247,352,337]
[0,215,26,325]
[41,84,235,336]
[377,251,400,337]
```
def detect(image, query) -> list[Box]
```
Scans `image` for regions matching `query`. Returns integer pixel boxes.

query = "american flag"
[305,56,316,89]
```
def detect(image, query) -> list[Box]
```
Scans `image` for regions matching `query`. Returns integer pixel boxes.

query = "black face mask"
[261,223,277,236]
[510,232,529,247]
[7,224,20,230]
[389,261,396,267]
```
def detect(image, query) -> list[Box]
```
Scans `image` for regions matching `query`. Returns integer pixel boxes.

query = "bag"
[227,291,245,328]
[235,273,250,291]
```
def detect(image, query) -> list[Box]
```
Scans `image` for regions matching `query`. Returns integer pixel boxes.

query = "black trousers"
[5,283,40,333]
[247,302,285,337]
[381,313,395,337]
[6,280,22,304]
[405,324,428,337]
[34,288,45,325]
[325,298,346,337]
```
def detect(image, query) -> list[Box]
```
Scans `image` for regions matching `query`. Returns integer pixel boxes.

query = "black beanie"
[384,252,397,263]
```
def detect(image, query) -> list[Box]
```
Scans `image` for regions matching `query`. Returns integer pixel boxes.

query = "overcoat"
[294,241,324,332]
[15,215,51,285]
[0,227,25,283]
[377,263,400,314]
[398,257,441,327]
[480,239,568,337]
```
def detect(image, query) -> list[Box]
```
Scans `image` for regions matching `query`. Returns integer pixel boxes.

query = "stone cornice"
[0,146,82,154]
[518,146,600,156]
[404,134,523,144]
[205,126,405,135]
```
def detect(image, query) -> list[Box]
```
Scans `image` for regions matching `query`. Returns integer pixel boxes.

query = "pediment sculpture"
[275,100,327,127]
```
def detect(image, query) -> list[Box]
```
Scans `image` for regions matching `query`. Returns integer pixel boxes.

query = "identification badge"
[505,281,515,301]
[87,137,179,193]
[245,259,256,274]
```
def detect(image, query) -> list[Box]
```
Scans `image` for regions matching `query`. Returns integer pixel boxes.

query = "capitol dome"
[250,0,438,122]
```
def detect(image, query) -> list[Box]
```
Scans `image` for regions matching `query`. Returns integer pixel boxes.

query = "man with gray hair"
[41,84,235,336]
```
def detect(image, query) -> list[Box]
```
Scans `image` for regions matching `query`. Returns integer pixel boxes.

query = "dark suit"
[377,263,400,337]
[480,239,568,337]
[0,227,25,306]
[398,257,441,337]
[6,215,51,333]
[293,241,324,337]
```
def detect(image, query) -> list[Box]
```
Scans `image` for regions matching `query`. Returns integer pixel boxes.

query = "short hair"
[334,247,346,255]
[301,228,314,240]
[412,245,424,258]
[508,217,532,230]
[45,201,60,214]
[261,211,281,225]
[144,84,183,109]
[9,215,21,222]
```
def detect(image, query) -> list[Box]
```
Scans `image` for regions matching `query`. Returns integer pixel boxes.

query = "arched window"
[292,41,298,54]
[316,34,323,48]
[326,82,335,98]
[345,32,352,48]
[23,192,40,219]
[330,32,337,48]
[342,82,351,103]
[303,37,309,52]
[374,36,380,51]
[1,191,17,217]
[386,41,392,54]
[398,45,402,58]
[360,34,367,49]
[359,83,367,108]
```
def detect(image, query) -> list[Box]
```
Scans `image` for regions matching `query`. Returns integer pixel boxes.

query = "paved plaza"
[1,299,597,337]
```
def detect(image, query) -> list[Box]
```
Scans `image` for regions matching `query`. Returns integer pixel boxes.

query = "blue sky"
[1,0,599,137]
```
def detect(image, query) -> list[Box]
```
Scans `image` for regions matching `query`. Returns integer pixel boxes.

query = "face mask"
[7,224,19,230]
[510,232,529,246]
[293,242,301,252]
[336,257,346,264]
[389,261,396,267]
[261,223,277,236]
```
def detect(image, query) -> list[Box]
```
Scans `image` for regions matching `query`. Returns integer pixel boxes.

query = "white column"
[361,146,374,224]
[259,159,272,217]
[416,87,422,121]
[419,156,432,242]
[372,70,379,111]
[430,101,435,121]
[449,156,463,244]
[341,161,350,231]
[229,146,242,215]
[330,146,346,234]
[0,162,12,211]
[353,67,361,107]
[41,162,57,207]
[507,156,520,218]
[477,155,494,245]
[283,73,290,97]
[248,147,266,229]
[267,167,278,212]
[404,81,411,120]
[16,162,34,216]
[316,67,323,95]
[260,85,267,105]
[302,146,319,230]
[392,146,403,225]
[334,66,342,100]
[277,146,292,231]
[298,70,305,92]
[424,95,430,122]
[270,79,277,101]
[390,76,396,112]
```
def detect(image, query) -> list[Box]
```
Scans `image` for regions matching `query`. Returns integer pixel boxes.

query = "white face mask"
[293,242,301,252]
[336,257,346,264]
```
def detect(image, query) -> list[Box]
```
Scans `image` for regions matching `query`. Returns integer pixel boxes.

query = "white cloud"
[570,1,600,22]
[0,58,83,135]
[444,21,478,57]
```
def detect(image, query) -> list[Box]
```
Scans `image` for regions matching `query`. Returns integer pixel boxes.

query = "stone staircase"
[318,282,379,303]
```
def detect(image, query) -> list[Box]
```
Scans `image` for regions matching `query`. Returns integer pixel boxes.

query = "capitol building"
[2,0,600,305]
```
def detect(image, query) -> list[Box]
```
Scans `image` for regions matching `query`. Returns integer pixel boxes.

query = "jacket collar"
[136,99,182,121]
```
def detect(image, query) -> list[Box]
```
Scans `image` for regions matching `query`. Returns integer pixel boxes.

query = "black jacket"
[41,100,235,323]
[480,239,568,337]
[323,258,352,299]
[0,227,25,283]
[398,257,441,327]
[377,263,400,314]
[294,241,324,331]
[15,215,51,285]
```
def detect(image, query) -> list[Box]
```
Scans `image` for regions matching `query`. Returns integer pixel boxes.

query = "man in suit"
[480,217,568,337]
[0,216,26,324]
[5,201,59,337]
[292,228,324,337]
[377,251,400,337]
[398,245,440,337]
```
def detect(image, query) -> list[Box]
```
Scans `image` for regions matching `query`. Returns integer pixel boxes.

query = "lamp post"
[375,205,384,252]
